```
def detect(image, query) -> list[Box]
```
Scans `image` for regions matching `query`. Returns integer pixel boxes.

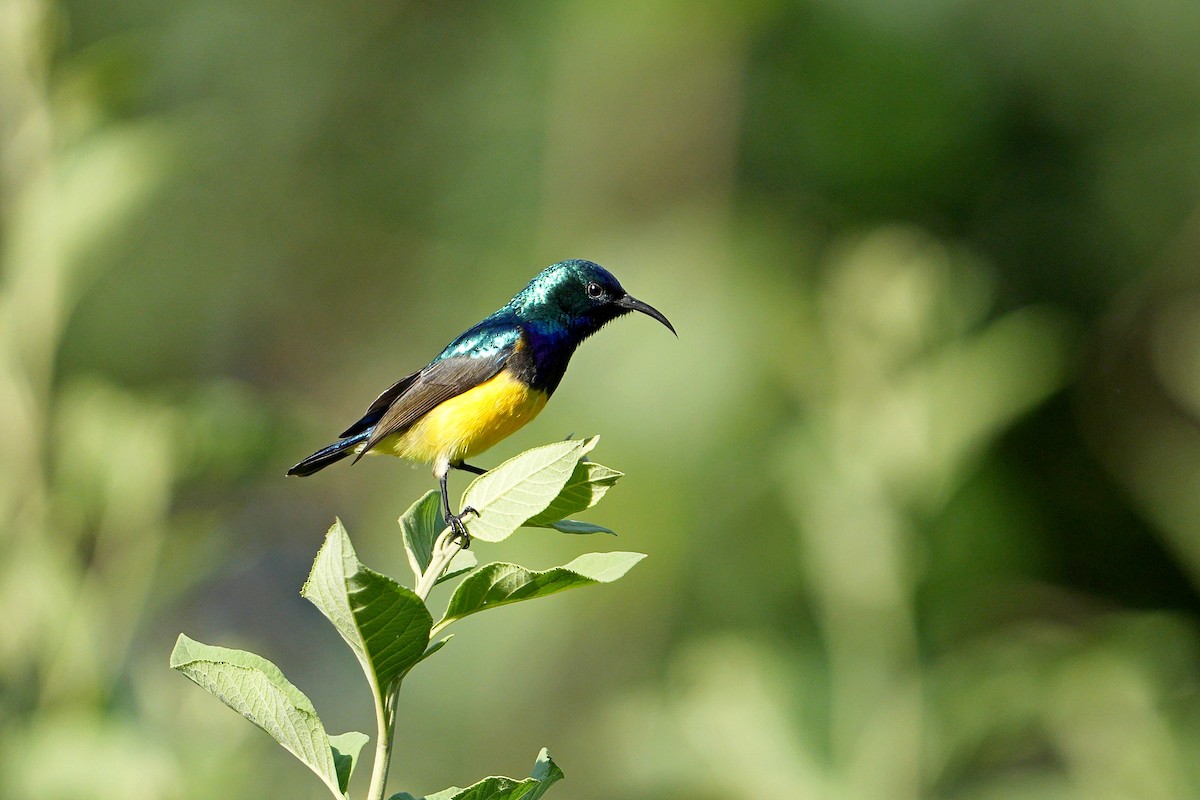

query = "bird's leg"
[439,471,477,548]
[451,461,487,476]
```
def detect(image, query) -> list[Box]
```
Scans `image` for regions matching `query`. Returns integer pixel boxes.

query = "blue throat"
[520,318,577,395]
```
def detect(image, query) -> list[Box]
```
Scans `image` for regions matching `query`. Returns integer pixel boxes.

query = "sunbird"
[288,259,675,542]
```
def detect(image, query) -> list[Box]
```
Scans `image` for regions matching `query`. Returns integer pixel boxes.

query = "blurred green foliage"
[5,0,1200,798]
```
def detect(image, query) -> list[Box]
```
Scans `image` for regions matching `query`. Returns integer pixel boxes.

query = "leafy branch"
[171,438,642,799]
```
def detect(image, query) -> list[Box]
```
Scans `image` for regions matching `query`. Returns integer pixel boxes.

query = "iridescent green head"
[509,259,675,339]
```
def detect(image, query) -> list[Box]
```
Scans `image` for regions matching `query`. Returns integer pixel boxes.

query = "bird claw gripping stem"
[444,505,478,548]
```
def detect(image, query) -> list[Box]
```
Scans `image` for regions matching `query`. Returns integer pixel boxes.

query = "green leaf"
[461,438,597,543]
[302,520,433,691]
[170,634,351,799]
[432,780,529,800]
[523,461,622,528]
[329,731,370,794]
[528,748,565,795]
[436,552,645,631]
[419,634,453,664]
[388,748,563,800]
[435,549,478,585]
[400,490,446,581]
[547,520,614,535]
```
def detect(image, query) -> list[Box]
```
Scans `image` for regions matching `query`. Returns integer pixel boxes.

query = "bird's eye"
[586,281,604,299]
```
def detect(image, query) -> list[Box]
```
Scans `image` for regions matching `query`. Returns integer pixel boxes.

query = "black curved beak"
[617,293,676,336]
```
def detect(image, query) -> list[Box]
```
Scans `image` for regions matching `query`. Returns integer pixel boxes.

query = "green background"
[5,1,1200,798]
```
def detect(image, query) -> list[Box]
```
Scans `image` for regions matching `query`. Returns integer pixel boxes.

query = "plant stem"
[365,679,396,800]
[365,530,462,799]
[415,529,464,601]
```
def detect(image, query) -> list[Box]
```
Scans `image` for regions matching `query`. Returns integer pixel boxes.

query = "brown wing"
[351,349,512,462]
[339,371,422,438]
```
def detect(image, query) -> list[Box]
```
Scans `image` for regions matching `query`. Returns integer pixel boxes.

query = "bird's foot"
[444,505,478,548]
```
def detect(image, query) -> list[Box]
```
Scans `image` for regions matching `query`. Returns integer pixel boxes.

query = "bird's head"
[511,259,676,340]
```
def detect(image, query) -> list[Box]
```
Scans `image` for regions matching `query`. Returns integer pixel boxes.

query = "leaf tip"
[168,633,194,669]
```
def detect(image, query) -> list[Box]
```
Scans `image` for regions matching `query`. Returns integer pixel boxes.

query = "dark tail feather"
[287,431,370,477]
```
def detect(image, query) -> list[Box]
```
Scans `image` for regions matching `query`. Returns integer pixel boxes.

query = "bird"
[288,259,675,544]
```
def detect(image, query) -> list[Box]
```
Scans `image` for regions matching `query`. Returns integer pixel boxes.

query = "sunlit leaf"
[400,490,446,581]
[329,731,370,794]
[523,461,622,529]
[461,438,597,543]
[302,520,433,691]
[436,552,645,631]
[388,748,563,800]
[169,634,354,799]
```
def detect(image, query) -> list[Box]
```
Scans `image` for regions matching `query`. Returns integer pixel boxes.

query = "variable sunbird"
[288,259,675,542]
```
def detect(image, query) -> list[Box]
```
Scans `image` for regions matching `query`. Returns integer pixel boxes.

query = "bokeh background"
[5,1,1200,798]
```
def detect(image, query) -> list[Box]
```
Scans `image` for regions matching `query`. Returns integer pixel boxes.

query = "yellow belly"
[380,369,548,474]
